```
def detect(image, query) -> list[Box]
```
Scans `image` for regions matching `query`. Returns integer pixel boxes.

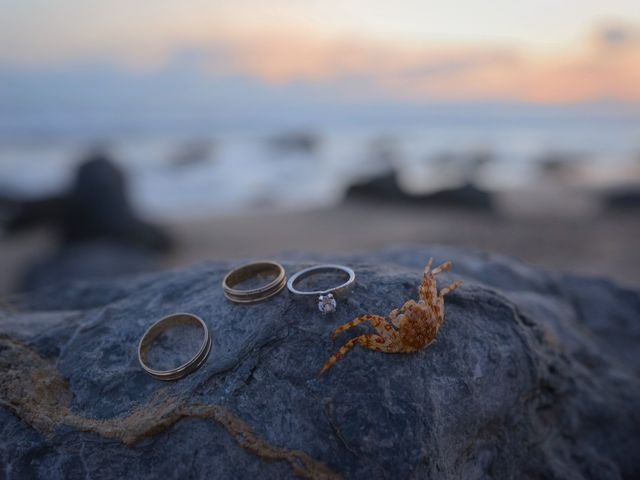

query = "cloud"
[165,24,639,103]
[401,50,519,79]
[596,23,639,47]
[1,22,639,105]
[188,32,521,87]
[601,27,630,45]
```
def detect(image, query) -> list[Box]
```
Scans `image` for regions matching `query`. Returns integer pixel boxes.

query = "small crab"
[319,258,462,375]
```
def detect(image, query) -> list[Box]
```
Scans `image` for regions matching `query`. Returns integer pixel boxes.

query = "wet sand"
[1,200,639,295]
[162,200,640,288]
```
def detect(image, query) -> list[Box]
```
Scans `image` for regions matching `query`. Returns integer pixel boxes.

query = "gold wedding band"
[222,261,287,303]
[138,313,211,381]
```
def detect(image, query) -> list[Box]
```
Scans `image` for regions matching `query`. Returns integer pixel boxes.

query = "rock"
[0,194,66,232]
[1,151,173,292]
[268,131,320,155]
[1,246,639,479]
[1,151,173,252]
[537,152,584,183]
[414,183,494,210]
[603,186,640,211]
[344,171,406,201]
[344,171,494,211]
[61,153,172,251]
[168,140,215,169]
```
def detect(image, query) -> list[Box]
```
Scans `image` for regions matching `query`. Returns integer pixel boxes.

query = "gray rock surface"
[1,247,639,479]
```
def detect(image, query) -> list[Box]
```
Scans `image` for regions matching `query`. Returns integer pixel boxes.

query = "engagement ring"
[287,264,355,313]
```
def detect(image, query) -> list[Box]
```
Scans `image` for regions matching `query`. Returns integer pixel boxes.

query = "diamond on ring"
[287,265,355,313]
[318,294,337,313]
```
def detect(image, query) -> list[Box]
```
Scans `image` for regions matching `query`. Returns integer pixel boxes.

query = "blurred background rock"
[0,1,639,292]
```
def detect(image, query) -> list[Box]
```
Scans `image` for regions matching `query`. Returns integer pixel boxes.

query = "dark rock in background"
[61,153,172,251]
[0,151,172,292]
[267,131,320,156]
[0,151,173,252]
[537,151,585,183]
[345,171,494,211]
[344,171,405,201]
[603,186,640,211]
[1,247,639,479]
[416,183,494,210]
[167,140,216,169]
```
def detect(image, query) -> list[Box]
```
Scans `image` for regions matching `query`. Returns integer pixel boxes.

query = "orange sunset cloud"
[189,22,640,103]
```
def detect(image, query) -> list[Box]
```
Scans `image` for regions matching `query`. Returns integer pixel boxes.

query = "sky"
[0,0,639,119]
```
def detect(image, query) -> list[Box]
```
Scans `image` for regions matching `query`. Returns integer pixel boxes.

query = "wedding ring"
[222,261,287,303]
[138,313,212,381]
[287,264,356,313]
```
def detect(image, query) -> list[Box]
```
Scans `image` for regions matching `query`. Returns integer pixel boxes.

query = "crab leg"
[420,260,455,304]
[319,334,387,375]
[423,257,434,275]
[439,280,463,297]
[330,314,389,340]
[431,260,452,276]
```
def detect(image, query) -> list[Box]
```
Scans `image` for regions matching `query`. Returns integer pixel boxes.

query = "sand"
[1,199,639,295]
[161,200,640,288]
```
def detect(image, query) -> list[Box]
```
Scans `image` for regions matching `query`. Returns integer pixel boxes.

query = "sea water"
[0,110,638,221]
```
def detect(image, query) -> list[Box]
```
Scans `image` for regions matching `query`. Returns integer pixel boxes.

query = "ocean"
[1,108,639,220]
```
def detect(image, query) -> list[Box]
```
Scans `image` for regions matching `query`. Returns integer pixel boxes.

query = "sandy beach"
[2,189,639,296]
[6,198,639,296]
[167,202,640,282]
